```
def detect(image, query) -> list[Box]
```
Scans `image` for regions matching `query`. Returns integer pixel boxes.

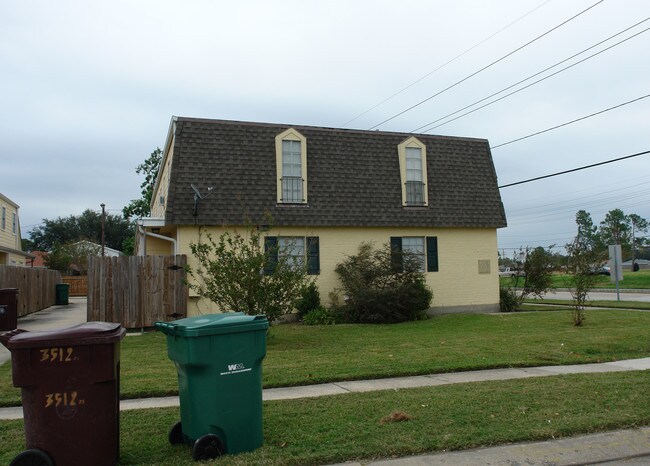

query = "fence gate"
[87,255,188,329]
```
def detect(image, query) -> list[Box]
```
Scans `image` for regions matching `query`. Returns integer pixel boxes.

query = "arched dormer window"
[397,137,428,207]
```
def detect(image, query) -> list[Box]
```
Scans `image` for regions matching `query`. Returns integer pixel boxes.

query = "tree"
[599,209,630,252]
[565,212,608,326]
[629,214,648,271]
[575,210,602,252]
[122,147,163,220]
[44,241,101,275]
[565,239,603,326]
[29,209,134,252]
[186,224,312,323]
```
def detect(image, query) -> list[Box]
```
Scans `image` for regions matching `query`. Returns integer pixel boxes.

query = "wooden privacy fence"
[62,276,88,296]
[87,255,188,329]
[0,265,61,316]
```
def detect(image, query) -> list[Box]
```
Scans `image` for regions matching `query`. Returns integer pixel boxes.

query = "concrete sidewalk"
[2,357,649,420]
[334,427,650,465]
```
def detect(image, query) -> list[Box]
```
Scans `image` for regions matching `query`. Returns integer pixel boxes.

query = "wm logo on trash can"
[221,362,252,376]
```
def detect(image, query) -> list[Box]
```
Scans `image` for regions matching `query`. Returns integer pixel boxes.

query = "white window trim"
[397,136,428,206]
[275,128,308,204]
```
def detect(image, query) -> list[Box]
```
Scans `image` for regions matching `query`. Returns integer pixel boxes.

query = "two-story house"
[0,193,34,266]
[137,117,507,316]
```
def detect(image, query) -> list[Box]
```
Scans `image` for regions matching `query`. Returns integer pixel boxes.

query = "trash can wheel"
[168,421,184,445]
[192,434,224,461]
[10,449,54,466]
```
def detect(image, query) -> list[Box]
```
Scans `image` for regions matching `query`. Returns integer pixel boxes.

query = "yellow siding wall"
[144,236,175,255]
[151,138,174,218]
[0,199,18,251]
[173,225,499,316]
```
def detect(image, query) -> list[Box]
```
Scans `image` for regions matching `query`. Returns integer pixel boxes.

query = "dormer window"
[275,128,308,204]
[398,137,428,207]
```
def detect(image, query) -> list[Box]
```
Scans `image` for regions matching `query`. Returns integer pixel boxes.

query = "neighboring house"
[0,193,34,266]
[73,240,124,258]
[26,251,48,268]
[137,116,507,316]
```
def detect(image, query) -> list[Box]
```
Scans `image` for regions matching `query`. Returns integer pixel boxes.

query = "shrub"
[334,242,433,324]
[302,307,337,325]
[296,282,321,317]
[186,224,312,323]
[499,287,519,312]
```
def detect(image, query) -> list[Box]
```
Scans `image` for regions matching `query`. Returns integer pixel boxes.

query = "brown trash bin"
[0,288,19,331]
[0,322,126,466]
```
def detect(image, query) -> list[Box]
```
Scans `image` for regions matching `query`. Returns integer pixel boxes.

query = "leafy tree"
[629,214,649,270]
[565,212,609,326]
[186,225,312,323]
[122,147,163,220]
[575,210,602,252]
[599,208,630,246]
[44,241,101,275]
[565,239,603,326]
[29,209,134,252]
[21,238,35,253]
[43,244,72,274]
[334,242,433,323]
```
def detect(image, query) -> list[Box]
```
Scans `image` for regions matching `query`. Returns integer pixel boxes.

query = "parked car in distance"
[499,267,525,278]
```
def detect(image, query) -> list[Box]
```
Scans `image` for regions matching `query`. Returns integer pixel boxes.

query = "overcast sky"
[2,0,649,254]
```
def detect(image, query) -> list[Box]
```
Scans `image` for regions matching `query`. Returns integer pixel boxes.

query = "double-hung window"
[405,147,424,206]
[275,128,308,204]
[398,137,428,206]
[1,207,5,230]
[282,140,303,202]
[264,236,320,275]
[391,236,438,272]
[12,212,16,235]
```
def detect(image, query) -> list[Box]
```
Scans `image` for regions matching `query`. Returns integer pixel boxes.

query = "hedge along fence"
[87,255,188,329]
[0,265,61,316]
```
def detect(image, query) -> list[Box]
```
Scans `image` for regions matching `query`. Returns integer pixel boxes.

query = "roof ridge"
[174,116,489,143]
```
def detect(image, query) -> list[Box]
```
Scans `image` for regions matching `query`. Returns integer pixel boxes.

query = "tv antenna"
[191,184,214,216]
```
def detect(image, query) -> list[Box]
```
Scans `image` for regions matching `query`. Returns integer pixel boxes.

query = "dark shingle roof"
[164,117,507,228]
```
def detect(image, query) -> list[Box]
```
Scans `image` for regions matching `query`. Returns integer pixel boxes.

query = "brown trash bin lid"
[3,322,125,350]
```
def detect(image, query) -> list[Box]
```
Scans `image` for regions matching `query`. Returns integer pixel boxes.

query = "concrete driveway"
[0,297,87,366]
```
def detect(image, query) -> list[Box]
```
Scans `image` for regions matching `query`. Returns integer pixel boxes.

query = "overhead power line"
[499,150,650,188]
[367,0,605,130]
[341,0,553,127]
[490,94,650,149]
[412,18,650,133]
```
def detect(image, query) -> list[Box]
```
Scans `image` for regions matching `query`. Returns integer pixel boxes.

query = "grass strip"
[1,371,649,465]
[500,270,650,290]
[2,310,650,407]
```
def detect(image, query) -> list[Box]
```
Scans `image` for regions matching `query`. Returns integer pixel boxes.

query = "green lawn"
[2,309,649,407]
[1,371,649,465]
[499,269,650,289]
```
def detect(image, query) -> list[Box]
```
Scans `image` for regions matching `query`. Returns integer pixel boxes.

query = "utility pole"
[100,203,106,257]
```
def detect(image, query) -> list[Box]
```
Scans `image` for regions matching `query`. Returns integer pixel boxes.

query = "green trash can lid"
[2,322,126,350]
[155,312,268,337]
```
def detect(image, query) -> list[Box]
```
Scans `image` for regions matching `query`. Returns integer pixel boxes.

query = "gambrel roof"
[158,117,507,228]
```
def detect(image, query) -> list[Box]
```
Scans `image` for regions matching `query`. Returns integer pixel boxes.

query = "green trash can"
[55,283,70,305]
[155,312,269,461]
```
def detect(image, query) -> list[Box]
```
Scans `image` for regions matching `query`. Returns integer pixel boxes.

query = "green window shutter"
[264,236,278,275]
[306,237,320,275]
[390,237,403,273]
[426,236,439,272]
